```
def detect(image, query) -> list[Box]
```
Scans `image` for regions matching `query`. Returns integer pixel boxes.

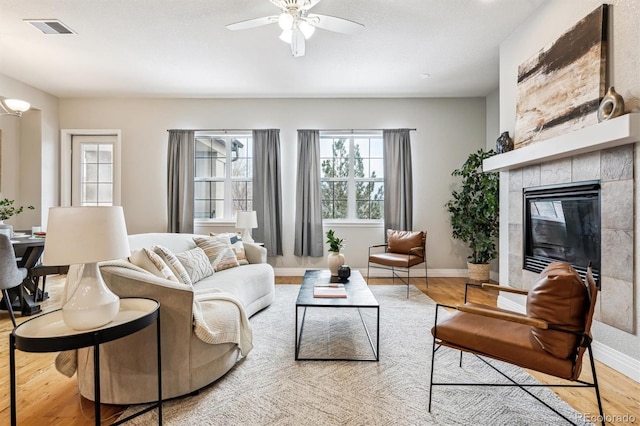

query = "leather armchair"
[367,229,427,297]
[429,262,604,425]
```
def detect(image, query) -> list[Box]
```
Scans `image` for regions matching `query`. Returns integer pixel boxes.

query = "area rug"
[119,285,592,425]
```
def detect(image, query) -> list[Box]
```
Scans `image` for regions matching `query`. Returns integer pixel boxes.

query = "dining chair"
[0,234,27,327]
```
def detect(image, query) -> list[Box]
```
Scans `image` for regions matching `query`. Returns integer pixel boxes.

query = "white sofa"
[75,233,275,404]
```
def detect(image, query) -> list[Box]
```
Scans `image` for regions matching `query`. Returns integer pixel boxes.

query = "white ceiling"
[0,0,545,99]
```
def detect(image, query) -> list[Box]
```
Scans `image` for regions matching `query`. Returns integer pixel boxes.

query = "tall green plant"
[445,149,499,264]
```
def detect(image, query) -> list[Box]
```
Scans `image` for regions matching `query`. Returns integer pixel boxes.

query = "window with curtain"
[320,131,384,220]
[193,132,253,220]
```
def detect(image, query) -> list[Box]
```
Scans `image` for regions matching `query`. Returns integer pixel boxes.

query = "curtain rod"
[167,129,255,132]
[167,128,417,132]
[302,128,417,132]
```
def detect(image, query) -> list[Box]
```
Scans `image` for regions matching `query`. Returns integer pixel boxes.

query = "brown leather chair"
[429,262,604,425]
[367,229,427,297]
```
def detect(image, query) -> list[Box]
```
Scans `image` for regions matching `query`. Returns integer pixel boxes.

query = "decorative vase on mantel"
[597,86,625,122]
[0,220,13,239]
[328,251,345,276]
[495,131,514,154]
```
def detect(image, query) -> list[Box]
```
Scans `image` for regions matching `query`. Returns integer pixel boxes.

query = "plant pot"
[467,262,490,282]
[327,252,345,276]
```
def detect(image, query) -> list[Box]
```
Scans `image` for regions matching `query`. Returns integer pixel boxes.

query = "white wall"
[485,89,500,151]
[58,97,486,271]
[0,74,59,230]
[498,0,640,374]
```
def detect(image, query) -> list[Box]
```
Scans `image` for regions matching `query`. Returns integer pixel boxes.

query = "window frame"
[319,131,384,223]
[193,131,253,222]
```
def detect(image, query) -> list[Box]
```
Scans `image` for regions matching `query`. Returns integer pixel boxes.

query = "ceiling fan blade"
[226,16,278,31]
[291,28,305,57]
[307,13,364,35]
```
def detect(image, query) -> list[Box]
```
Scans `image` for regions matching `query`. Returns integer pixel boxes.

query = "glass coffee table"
[295,269,379,361]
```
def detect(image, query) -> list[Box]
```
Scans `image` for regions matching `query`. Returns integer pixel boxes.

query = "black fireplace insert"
[523,180,600,287]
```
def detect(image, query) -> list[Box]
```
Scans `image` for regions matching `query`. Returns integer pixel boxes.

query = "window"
[320,132,384,220]
[194,132,253,220]
[67,133,121,207]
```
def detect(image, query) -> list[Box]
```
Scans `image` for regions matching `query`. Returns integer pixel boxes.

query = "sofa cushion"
[129,248,179,282]
[153,245,193,286]
[526,262,589,359]
[194,235,240,271]
[210,232,249,265]
[387,229,425,255]
[175,247,214,284]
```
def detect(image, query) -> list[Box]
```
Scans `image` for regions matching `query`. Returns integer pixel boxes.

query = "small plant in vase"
[0,198,35,238]
[325,229,345,276]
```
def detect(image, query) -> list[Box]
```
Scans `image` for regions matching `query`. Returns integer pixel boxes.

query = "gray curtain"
[252,129,283,255]
[383,129,413,232]
[294,130,324,257]
[167,130,195,233]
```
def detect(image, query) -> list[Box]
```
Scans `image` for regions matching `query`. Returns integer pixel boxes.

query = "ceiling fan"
[226,0,364,57]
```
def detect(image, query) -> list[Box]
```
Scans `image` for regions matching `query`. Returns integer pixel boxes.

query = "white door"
[71,135,120,206]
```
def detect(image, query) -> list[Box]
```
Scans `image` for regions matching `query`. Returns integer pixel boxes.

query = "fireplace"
[523,180,601,286]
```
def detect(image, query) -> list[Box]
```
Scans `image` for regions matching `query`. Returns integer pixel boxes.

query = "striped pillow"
[175,247,214,284]
[129,248,178,282]
[210,232,249,265]
[194,235,240,271]
[153,245,193,286]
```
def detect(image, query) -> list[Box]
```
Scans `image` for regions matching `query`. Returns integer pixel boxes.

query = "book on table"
[313,284,347,298]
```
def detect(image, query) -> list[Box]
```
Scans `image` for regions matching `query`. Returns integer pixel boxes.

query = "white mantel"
[484,113,640,172]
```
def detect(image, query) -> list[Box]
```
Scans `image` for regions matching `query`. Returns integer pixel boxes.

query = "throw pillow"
[526,262,589,359]
[152,245,193,286]
[129,248,179,282]
[175,247,214,284]
[387,229,425,255]
[194,235,240,271]
[210,232,249,265]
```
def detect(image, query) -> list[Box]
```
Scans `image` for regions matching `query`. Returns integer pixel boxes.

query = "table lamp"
[43,206,130,330]
[235,210,257,243]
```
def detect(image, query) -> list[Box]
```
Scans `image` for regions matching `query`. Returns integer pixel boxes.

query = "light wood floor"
[0,275,638,425]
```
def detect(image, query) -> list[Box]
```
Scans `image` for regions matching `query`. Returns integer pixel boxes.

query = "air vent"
[24,19,76,35]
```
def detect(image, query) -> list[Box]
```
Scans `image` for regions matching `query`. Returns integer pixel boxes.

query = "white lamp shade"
[4,98,31,113]
[43,206,130,266]
[235,211,258,229]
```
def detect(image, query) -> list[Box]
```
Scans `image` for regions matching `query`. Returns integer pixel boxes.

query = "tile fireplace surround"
[485,113,640,333]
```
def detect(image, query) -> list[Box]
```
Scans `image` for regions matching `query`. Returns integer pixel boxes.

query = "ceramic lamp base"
[62,262,120,330]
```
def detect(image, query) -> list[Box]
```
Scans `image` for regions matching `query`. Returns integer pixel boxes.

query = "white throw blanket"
[55,262,253,377]
[193,288,253,356]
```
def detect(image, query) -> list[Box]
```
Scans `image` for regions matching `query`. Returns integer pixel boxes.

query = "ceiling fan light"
[299,21,315,39]
[4,98,31,113]
[279,30,292,44]
[278,13,294,30]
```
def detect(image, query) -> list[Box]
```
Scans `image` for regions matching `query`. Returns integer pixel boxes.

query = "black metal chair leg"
[588,345,605,426]
[3,289,17,328]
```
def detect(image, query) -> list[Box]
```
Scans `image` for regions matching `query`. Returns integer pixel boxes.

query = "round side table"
[10,298,162,425]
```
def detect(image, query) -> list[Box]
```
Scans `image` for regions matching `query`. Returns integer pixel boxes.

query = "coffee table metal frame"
[10,298,162,425]
[295,270,379,361]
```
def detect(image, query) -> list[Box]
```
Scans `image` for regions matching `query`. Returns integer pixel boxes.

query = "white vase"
[327,252,345,276]
[0,220,13,238]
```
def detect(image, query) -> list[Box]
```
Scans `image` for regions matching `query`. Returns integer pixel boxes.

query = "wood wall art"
[514,5,608,149]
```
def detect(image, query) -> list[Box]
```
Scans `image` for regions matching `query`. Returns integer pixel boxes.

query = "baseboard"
[498,295,640,383]
[273,267,468,278]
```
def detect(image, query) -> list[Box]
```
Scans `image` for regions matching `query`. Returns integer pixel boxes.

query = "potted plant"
[445,149,499,281]
[325,229,345,276]
[0,198,35,238]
